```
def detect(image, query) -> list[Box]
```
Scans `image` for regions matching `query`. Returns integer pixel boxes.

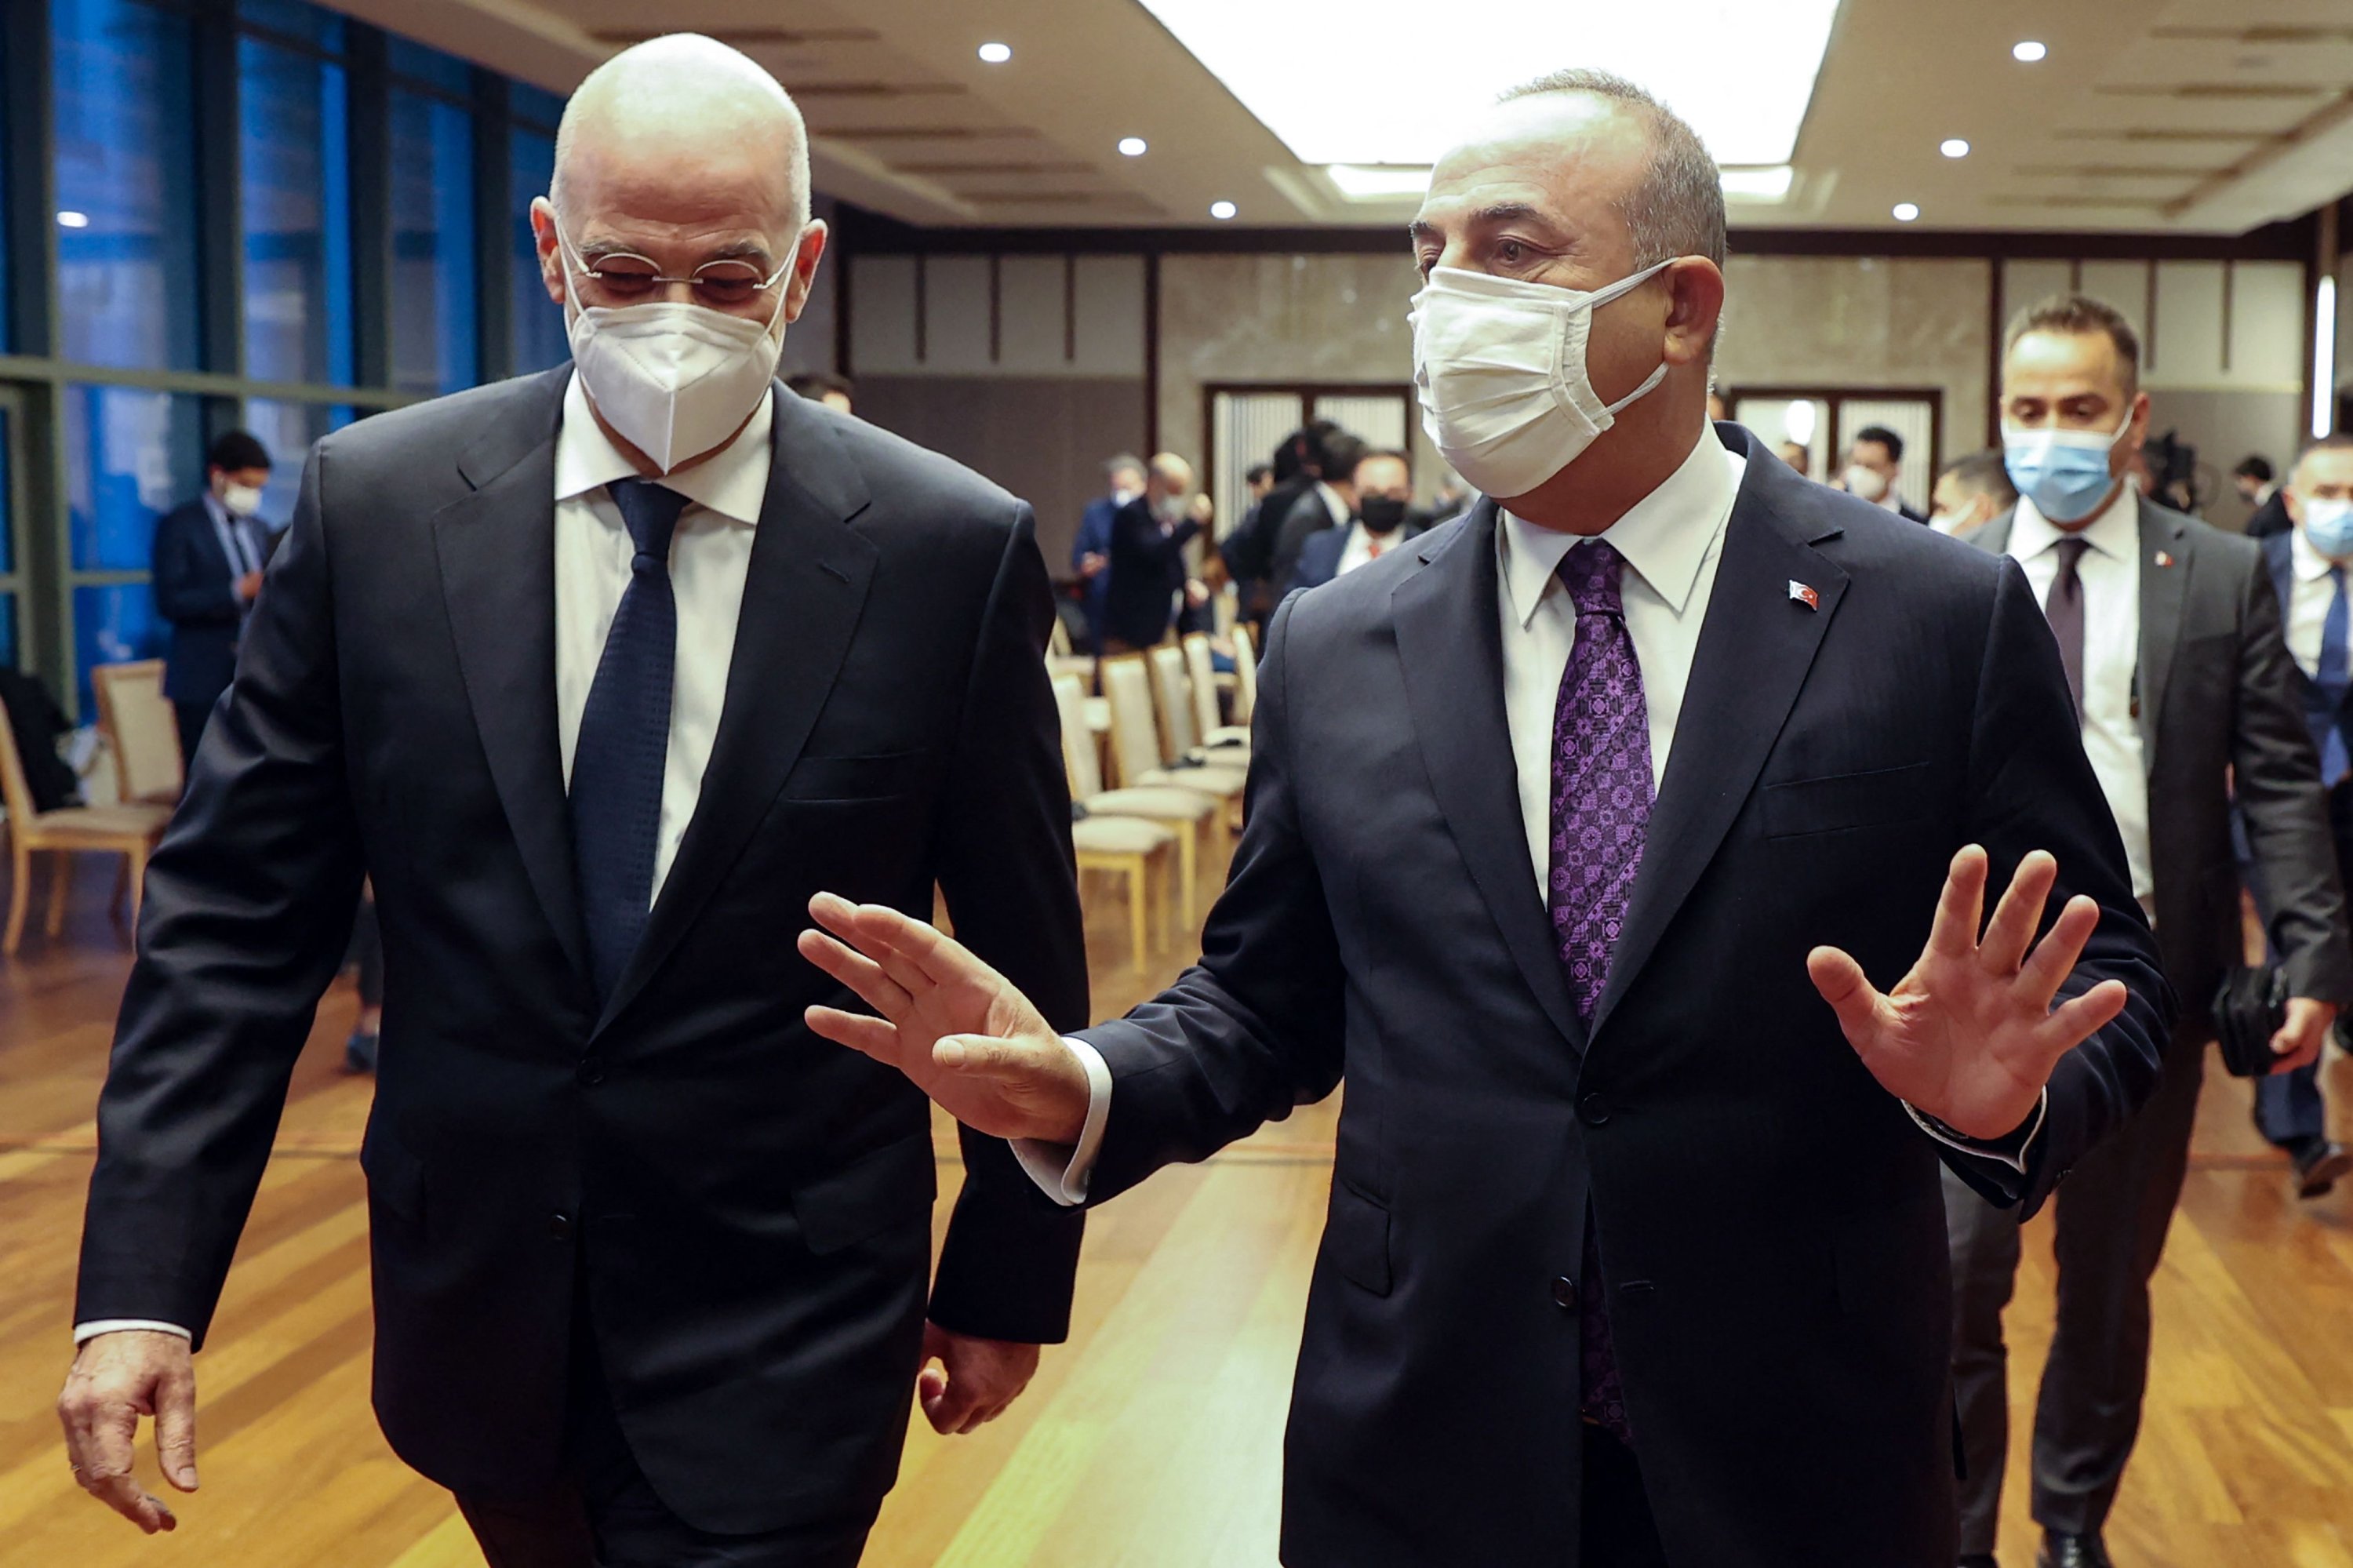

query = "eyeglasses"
[555,220,791,309]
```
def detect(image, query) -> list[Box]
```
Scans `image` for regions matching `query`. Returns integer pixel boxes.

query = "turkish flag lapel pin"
[1788,580,1820,610]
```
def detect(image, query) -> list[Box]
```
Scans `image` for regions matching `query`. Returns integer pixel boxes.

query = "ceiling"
[328,0,2353,235]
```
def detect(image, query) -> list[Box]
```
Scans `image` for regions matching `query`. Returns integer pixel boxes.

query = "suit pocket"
[1761,763,1932,840]
[782,748,931,802]
[359,1113,427,1226]
[792,1130,938,1254]
[1324,1181,1393,1297]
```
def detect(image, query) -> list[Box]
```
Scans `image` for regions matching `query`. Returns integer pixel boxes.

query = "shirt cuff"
[75,1320,192,1345]
[1904,1088,2048,1175]
[1011,1037,1113,1207]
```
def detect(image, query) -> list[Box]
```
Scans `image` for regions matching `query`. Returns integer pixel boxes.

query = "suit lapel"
[2135,497,2191,766]
[1391,503,1587,1054]
[431,369,591,990]
[595,388,878,1032]
[1589,464,1849,1036]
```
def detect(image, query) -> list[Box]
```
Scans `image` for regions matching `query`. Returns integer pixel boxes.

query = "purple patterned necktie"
[1547,538,1653,1445]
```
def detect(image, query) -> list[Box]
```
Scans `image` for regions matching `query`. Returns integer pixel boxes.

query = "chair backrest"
[0,692,37,828]
[1147,644,1198,756]
[1231,624,1259,726]
[93,660,181,802]
[1180,633,1222,738]
[1213,584,1238,636]
[1100,656,1165,786]
[1047,616,1073,659]
[1050,672,1104,799]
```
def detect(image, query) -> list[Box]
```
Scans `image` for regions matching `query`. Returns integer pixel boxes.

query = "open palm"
[798,894,1090,1144]
[1807,846,2129,1141]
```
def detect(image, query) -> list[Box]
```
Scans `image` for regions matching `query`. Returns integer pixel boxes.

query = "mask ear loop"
[1590,258,1679,418]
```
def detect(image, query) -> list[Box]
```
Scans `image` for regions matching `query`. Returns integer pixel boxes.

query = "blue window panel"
[0,598,17,668]
[510,127,568,374]
[236,0,344,53]
[511,82,566,132]
[241,35,354,386]
[391,89,478,395]
[388,35,472,100]
[52,0,202,370]
[242,398,352,526]
[75,584,165,714]
[65,386,206,573]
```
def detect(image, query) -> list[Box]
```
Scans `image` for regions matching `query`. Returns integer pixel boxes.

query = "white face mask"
[559,227,794,474]
[1409,260,1673,500]
[1842,464,1890,504]
[219,482,264,518]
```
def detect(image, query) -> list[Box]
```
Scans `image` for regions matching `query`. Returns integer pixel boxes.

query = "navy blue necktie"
[2322,565,2351,784]
[572,478,689,1003]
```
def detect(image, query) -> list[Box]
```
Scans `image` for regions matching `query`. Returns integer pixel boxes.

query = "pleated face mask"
[1409,260,1672,500]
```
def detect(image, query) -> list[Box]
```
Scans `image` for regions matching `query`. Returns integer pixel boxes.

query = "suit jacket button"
[548,1213,574,1242]
[1552,1275,1580,1310]
[1580,1093,1612,1127]
[577,1055,606,1087]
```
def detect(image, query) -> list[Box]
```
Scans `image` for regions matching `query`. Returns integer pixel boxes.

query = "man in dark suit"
[1072,453,1144,654]
[59,38,1083,1566]
[798,71,2170,1567]
[1224,422,1337,628]
[1100,453,1204,652]
[1950,295,2351,1568]
[2246,434,2353,1195]
[1844,423,1931,523]
[1288,447,1426,594]
[1267,431,1367,595]
[151,429,274,762]
[2238,453,2292,540]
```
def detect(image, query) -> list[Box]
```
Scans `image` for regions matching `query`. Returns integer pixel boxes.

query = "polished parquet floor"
[3,850,2353,1566]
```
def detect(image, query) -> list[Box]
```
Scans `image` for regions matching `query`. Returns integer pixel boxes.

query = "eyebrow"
[1409,202,1566,243]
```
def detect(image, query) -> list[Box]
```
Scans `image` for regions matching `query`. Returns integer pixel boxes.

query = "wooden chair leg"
[1175,821,1198,930]
[128,843,151,930]
[45,850,69,937]
[1125,855,1148,971]
[4,841,27,956]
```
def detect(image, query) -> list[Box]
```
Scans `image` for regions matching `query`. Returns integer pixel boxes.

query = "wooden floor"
[3,851,2353,1566]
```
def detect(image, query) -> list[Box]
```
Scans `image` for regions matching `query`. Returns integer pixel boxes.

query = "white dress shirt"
[1018,427,2041,1205]
[75,373,775,1346]
[1336,520,1407,578]
[2005,488,2153,906]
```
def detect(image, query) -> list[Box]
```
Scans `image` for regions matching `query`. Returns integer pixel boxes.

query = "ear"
[784,220,831,325]
[1661,258,1726,369]
[530,197,566,308]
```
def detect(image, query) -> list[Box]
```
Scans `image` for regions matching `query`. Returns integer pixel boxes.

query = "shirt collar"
[2012,481,2138,563]
[1497,425,1741,631]
[2289,519,2344,582]
[554,369,774,527]
[1876,489,1904,514]
[202,490,230,529]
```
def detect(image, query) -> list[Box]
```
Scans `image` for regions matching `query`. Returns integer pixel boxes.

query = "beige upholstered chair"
[0,693,172,955]
[92,660,184,806]
[1230,624,1259,729]
[1100,656,1247,826]
[1145,646,1249,800]
[1053,672,1220,929]
[1182,633,1250,753]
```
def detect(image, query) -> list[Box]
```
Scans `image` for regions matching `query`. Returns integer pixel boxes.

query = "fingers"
[2032,978,2130,1058]
[803,1006,901,1060]
[1926,846,1990,960]
[2017,893,2102,1008]
[1977,851,2057,977]
[1806,946,1885,1047]
[921,1361,982,1435]
[74,1404,176,1533]
[153,1365,198,1493]
[795,930,911,1020]
[816,896,994,991]
[2267,1025,2325,1075]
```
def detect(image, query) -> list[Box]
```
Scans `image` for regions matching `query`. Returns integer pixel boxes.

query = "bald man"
[1100,452,1206,652]
[59,35,1086,1566]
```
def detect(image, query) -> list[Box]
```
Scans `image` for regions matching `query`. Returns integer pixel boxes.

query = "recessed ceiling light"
[976,41,1013,64]
[56,209,89,228]
[1940,138,1970,159]
[1892,202,1921,222]
[2013,40,2046,63]
[1209,200,1238,220]
[1118,136,1148,157]
[1325,164,1433,198]
[1719,166,1795,201]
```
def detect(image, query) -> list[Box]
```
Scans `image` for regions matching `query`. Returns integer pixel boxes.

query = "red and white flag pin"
[1788,580,1820,610]
[2154,550,2175,568]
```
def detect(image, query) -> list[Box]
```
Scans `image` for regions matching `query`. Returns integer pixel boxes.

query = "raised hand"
[798,894,1089,1144]
[1806,846,2129,1141]
[58,1329,199,1533]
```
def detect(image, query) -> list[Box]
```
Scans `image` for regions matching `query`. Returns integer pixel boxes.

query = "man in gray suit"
[1948,293,2353,1568]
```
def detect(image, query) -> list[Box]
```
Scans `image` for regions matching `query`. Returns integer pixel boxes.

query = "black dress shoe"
[343,1029,379,1075]
[2038,1532,2112,1568]
[2294,1139,2353,1199]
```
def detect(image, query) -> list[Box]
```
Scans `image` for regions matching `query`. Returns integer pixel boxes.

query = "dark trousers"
[456,1298,876,1568]
[173,700,213,767]
[1944,1021,2208,1552]
[1580,1424,1670,1567]
[2248,779,2353,1150]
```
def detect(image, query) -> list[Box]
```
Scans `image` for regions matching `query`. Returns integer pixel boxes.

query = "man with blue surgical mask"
[61,32,1086,1566]
[2242,434,2353,1197]
[795,70,2171,1568]
[1949,294,2352,1568]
